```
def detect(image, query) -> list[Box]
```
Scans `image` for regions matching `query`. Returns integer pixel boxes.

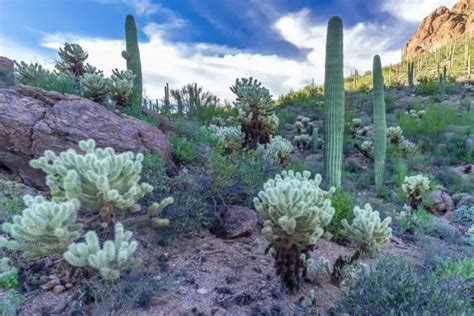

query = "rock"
[53,285,66,294]
[0,57,14,88]
[453,193,474,208]
[214,205,259,239]
[177,286,187,295]
[41,278,61,290]
[211,306,228,316]
[403,0,474,59]
[428,185,455,215]
[65,283,73,289]
[0,85,173,189]
[197,288,209,295]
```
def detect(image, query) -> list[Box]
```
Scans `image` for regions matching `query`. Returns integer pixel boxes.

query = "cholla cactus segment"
[64,223,140,280]
[109,69,135,107]
[254,170,335,291]
[0,195,81,258]
[351,118,362,127]
[256,136,293,166]
[230,77,278,149]
[80,73,109,103]
[0,258,18,288]
[361,141,374,156]
[294,134,312,152]
[209,125,243,155]
[29,139,154,223]
[341,203,392,254]
[399,139,416,154]
[401,175,430,208]
[387,126,404,144]
[408,109,425,119]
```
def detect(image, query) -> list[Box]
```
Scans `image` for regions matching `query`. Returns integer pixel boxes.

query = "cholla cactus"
[80,73,109,103]
[349,118,363,137]
[360,141,374,156]
[14,61,48,85]
[30,139,160,225]
[387,126,404,144]
[230,77,278,149]
[108,69,135,107]
[254,170,335,291]
[399,139,416,154]
[401,175,430,209]
[397,204,418,234]
[341,203,392,254]
[55,43,88,77]
[64,223,140,280]
[293,134,312,152]
[0,258,18,288]
[256,136,293,166]
[293,116,313,152]
[209,125,243,155]
[0,196,81,258]
[408,109,425,119]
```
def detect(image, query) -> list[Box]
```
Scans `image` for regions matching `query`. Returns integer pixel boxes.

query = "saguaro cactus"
[323,16,345,187]
[372,55,386,194]
[407,60,414,87]
[164,83,170,111]
[122,15,142,106]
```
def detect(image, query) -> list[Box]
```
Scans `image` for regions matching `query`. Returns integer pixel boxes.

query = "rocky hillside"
[403,0,474,59]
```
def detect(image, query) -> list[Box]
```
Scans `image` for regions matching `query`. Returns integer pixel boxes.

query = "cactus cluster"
[256,136,293,166]
[29,139,168,225]
[401,175,430,209]
[387,126,416,154]
[372,55,387,194]
[109,69,135,107]
[293,116,314,152]
[323,16,345,187]
[209,125,243,155]
[407,109,425,119]
[360,141,374,156]
[55,43,88,78]
[64,223,140,280]
[121,15,143,106]
[230,77,278,149]
[0,196,81,258]
[254,170,335,291]
[80,73,109,103]
[341,204,392,254]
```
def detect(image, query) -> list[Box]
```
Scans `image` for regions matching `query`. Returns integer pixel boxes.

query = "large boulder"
[212,205,259,239]
[428,185,455,215]
[0,85,173,189]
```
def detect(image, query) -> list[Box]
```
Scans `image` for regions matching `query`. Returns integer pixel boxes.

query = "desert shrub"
[384,93,396,112]
[0,289,21,316]
[276,84,323,108]
[416,78,438,96]
[390,157,408,187]
[421,216,461,241]
[173,118,217,146]
[326,189,354,241]
[435,168,463,192]
[0,182,24,222]
[336,255,472,315]
[169,134,199,165]
[452,205,474,226]
[435,257,474,284]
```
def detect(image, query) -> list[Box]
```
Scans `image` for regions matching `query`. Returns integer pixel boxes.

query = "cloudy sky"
[0,0,456,101]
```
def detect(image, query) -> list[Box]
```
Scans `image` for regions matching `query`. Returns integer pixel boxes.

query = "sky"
[0,0,457,101]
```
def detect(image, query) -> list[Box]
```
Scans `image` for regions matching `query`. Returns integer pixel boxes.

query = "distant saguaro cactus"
[407,60,414,87]
[372,55,387,194]
[323,16,345,187]
[122,15,142,107]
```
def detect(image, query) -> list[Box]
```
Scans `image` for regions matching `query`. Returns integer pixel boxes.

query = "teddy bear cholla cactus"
[209,125,243,155]
[402,175,430,209]
[80,73,109,103]
[29,139,172,225]
[108,69,135,107]
[0,196,81,258]
[230,77,279,149]
[387,126,404,144]
[64,223,139,280]
[254,170,335,292]
[360,140,374,156]
[256,136,293,166]
[293,116,313,151]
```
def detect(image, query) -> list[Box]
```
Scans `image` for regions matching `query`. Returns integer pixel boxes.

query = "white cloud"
[97,0,161,16]
[381,0,457,22]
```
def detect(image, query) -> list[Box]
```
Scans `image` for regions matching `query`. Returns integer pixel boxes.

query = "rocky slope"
[403,0,474,59]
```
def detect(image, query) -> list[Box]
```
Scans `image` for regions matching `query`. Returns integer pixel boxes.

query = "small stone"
[41,279,61,290]
[65,283,73,289]
[48,274,58,280]
[197,288,209,295]
[177,286,187,295]
[53,285,66,294]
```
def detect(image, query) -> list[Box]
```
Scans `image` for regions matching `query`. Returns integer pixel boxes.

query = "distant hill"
[403,0,474,60]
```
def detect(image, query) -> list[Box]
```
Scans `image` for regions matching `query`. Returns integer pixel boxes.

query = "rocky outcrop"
[0,57,14,88]
[428,185,455,215]
[0,85,173,189]
[403,0,474,59]
[212,205,259,239]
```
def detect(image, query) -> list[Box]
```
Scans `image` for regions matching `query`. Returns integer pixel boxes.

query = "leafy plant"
[325,188,354,241]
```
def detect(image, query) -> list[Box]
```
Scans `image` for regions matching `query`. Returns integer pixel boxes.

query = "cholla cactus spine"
[254,170,335,291]
[341,203,392,254]
[64,223,140,280]
[401,175,430,209]
[0,196,81,258]
[256,136,292,166]
[324,16,345,187]
[29,139,155,225]
[372,55,387,194]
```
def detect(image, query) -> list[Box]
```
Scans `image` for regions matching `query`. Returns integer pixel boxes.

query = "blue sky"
[0,0,456,100]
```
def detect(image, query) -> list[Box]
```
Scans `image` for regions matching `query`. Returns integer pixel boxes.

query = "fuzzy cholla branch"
[64,223,140,280]
[0,196,81,258]
[109,69,135,108]
[80,73,109,103]
[55,43,88,77]
[209,125,243,155]
[256,136,293,166]
[29,139,154,224]
[341,203,392,254]
[401,175,430,208]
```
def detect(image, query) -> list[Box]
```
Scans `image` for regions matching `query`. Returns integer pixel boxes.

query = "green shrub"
[336,255,472,315]
[169,134,199,165]
[326,188,354,241]
[435,257,474,284]
[0,182,24,222]
[276,84,323,108]
[421,216,461,241]
[384,93,396,112]
[452,205,474,226]
[416,79,438,96]
[390,157,407,187]
[0,289,21,316]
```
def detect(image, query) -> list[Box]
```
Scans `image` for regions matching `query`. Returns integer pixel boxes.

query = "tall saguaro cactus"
[407,60,414,87]
[324,16,345,187]
[372,55,386,194]
[122,15,142,107]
